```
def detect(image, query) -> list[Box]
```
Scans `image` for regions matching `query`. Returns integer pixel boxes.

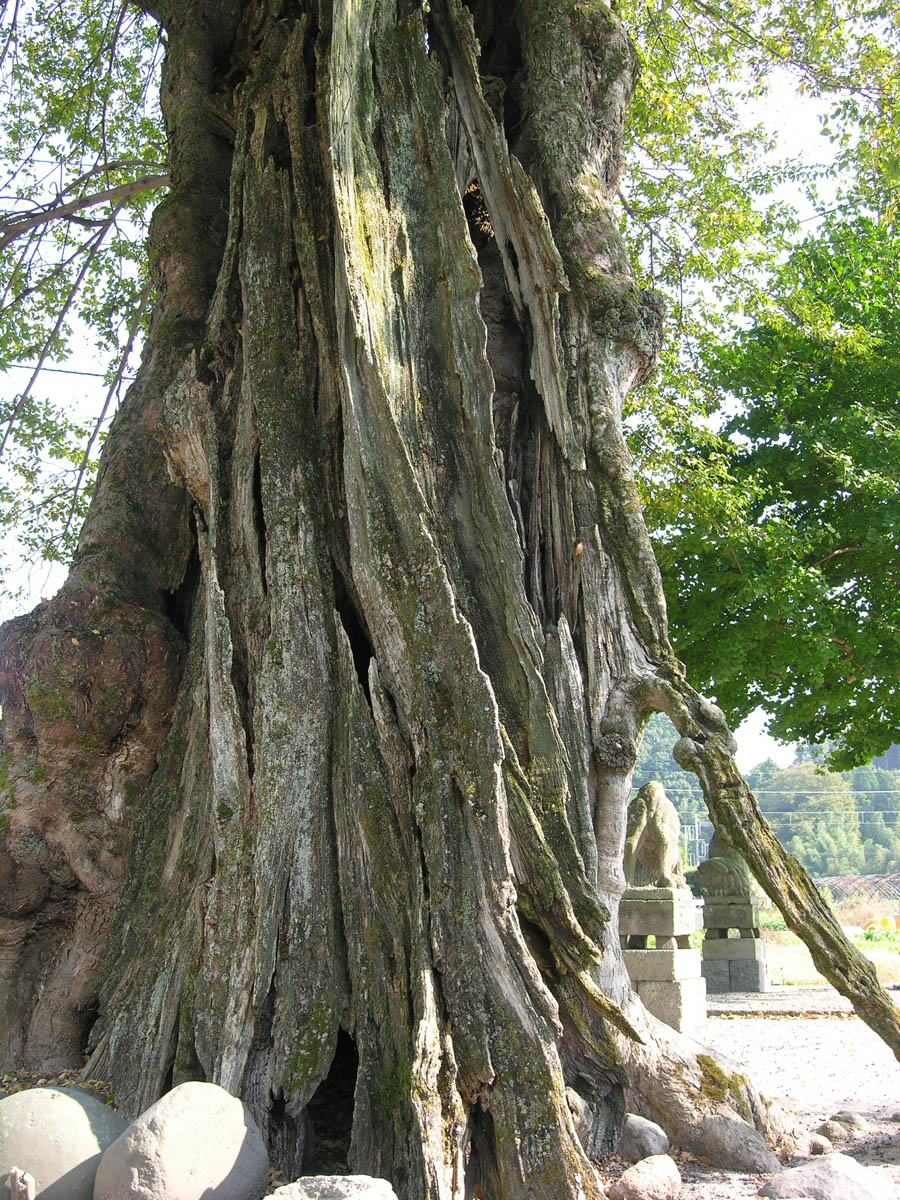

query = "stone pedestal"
[701,893,770,993]
[701,936,769,993]
[619,888,697,948]
[620,888,706,1032]
[703,895,760,938]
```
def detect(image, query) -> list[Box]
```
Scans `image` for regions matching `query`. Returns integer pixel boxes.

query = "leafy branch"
[0,171,167,251]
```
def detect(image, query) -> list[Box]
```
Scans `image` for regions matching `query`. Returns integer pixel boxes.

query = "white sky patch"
[734,706,797,771]
[744,66,847,221]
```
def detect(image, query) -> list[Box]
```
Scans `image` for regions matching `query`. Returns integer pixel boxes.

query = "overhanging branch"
[657,675,900,1064]
[0,173,169,252]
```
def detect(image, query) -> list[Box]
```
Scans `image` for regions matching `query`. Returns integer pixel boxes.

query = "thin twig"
[59,277,153,545]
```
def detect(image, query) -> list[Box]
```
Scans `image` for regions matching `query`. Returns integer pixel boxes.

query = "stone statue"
[695,830,753,899]
[623,781,687,890]
[619,782,705,1028]
[697,829,768,991]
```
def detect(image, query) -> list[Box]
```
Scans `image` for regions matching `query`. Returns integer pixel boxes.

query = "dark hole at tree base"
[302,1027,359,1174]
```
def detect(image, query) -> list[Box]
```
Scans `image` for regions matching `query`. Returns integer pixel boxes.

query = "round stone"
[0,1086,127,1200]
[94,1081,269,1200]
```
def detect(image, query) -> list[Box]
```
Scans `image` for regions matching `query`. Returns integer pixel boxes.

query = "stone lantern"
[696,831,769,993]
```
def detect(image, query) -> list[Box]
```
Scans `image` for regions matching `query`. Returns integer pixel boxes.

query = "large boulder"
[685,1115,782,1173]
[0,1086,127,1200]
[93,1081,269,1200]
[617,1114,669,1163]
[264,1181,399,1199]
[757,1151,894,1199]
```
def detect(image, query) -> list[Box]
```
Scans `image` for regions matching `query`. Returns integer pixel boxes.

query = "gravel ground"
[599,992,900,1198]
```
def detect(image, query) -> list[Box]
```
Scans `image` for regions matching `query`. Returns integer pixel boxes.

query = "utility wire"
[633,787,900,795]
[2,362,136,379]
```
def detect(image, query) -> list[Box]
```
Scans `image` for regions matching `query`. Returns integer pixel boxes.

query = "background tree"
[746,757,900,876]
[1,2,899,1198]
[619,0,900,474]
[617,0,900,774]
[753,763,863,875]
[0,0,166,589]
[647,216,900,768]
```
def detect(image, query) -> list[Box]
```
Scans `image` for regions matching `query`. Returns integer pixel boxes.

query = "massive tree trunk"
[1,0,898,1195]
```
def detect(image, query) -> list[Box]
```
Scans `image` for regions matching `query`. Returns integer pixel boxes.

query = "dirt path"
[600,989,900,1198]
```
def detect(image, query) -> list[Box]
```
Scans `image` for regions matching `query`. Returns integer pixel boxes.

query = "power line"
[762,808,900,815]
[633,787,900,795]
[756,790,900,796]
[684,813,900,823]
[2,362,135,379]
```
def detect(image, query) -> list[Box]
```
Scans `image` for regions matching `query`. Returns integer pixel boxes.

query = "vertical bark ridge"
[327,3,615,1192]
[95,17,352,1155]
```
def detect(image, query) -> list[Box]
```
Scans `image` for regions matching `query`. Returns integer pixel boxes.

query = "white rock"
[757,1152,894,1199]
[0,1087,126,1200]
[829,1109,871,1132]
[93,1081,269,1200]
[617,1114,670,1163]
[806,1133,832,1155]
[686,1115,782,1173]
[264,1181,399,1200]
[814,1120,850,1143]
[608,1154,681,1200]
[7,1167,36,1200]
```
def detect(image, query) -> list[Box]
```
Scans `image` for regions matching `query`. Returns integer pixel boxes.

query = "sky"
[734,707,797,772]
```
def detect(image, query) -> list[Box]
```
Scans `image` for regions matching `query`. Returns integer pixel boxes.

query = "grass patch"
[762,929,900,987]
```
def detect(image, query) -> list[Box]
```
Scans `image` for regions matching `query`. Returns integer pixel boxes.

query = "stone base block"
[701,960,731,993]
[703,899,759,931]
[624,948,702,983]
[702,938,769,992]
[620,889,696,939]
[731,958,769,992]
[635,978,707,1033]
[702,936,766,962]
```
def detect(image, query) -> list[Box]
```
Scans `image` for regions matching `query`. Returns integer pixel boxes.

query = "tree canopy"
[617,0,900,767]
[646,216,900,767]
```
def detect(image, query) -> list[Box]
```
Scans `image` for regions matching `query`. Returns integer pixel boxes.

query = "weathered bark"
[1,0,896,1196]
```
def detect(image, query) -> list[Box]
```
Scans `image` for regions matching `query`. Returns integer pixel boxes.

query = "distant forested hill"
[634,715,900,875]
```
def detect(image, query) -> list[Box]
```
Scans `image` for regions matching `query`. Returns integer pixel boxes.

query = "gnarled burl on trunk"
[2,1,897,1196]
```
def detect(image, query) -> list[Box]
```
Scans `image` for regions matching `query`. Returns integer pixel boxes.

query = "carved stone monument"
[620,782,706,1032]
[696,830,769,993]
